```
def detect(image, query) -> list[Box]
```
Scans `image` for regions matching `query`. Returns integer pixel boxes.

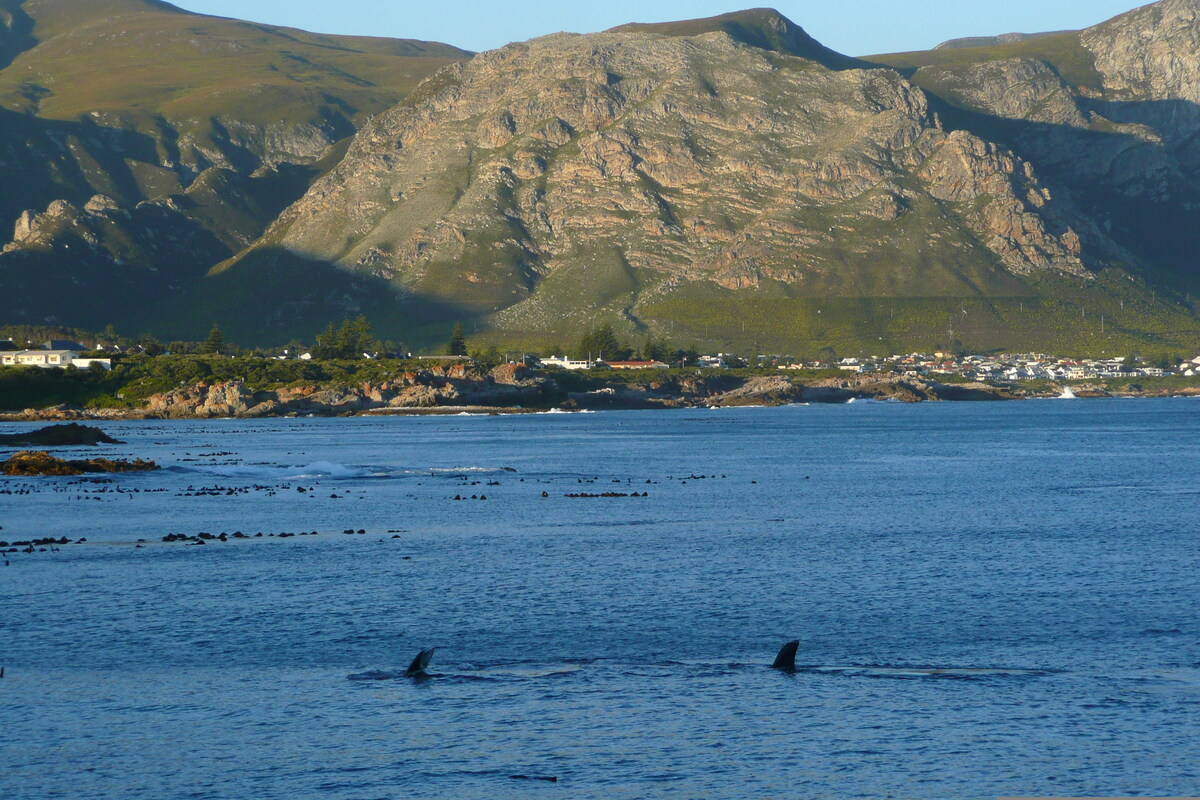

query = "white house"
[0,350,111,370]
[539,356,601,370]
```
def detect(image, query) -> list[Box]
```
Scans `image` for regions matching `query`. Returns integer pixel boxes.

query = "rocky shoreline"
[1,364,1195,422]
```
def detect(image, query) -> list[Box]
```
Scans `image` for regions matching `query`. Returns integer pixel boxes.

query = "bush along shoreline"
[3,356,1200,420]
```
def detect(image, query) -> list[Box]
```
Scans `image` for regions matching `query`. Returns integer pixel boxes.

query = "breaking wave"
[182,462,508,481]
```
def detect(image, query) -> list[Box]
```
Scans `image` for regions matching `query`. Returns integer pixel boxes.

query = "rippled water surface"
[2,400,1199,799]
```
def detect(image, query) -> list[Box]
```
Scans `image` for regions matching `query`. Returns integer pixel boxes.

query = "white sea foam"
[187,461,510,481]
[195,461,379,480]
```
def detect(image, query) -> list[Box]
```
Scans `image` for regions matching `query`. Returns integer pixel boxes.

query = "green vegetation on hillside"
[868,32,1102,90]
[0,0,470,122]
[608,8,865,70]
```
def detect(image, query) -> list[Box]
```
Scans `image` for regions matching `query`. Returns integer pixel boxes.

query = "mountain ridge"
[607,8,866,70]
[1,1,1199,354]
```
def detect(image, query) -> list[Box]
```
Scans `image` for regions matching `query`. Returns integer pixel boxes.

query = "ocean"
[2,398,1199,799]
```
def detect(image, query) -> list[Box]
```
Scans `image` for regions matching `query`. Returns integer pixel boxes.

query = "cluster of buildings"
[0,339,113,370]
[537,354,736,370]
[6,335,1200,382]
[538,356,671,370]
[789,353,1200,381]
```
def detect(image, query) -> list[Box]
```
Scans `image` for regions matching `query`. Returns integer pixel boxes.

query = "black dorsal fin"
[405,647,436,676]
[772,640,799,671]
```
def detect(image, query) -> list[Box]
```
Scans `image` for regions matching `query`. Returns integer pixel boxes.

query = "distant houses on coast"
[3,333,1198,382]
[782,353,1197,381]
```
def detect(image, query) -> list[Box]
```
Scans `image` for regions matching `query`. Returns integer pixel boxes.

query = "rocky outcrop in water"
[0,423,122,446]
[2,450,158,476]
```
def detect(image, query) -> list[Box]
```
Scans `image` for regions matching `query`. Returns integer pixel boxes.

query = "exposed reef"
[0,423,123,446]
[1,450,158,476]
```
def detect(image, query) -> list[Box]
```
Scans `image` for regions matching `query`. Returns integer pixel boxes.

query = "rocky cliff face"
[1083,0,1200,182]
[1084,0,1200,104]
[260,19,1086,336]
[877,0,1200,289]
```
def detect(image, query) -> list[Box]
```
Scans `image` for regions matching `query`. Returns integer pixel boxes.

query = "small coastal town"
[4,335,1197,383]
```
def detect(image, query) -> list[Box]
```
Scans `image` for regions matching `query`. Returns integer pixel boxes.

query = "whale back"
[772,640,800,671]
[406,647,437,676]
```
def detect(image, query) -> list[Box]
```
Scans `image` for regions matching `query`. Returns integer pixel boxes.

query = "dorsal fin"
[405,647,436,676]
[772,640,799,671]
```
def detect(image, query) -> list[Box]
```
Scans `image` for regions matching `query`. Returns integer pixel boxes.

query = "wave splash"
[182,462,508,481]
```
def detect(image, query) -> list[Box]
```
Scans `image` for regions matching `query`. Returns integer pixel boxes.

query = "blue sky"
[173,1,1143,55]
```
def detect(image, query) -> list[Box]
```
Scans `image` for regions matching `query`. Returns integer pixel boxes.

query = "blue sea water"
[1,398,1199,799]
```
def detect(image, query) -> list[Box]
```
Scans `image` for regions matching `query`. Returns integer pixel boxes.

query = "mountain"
[209,4,1199,351]
[3,2,1200,354]
[0,0,469,328]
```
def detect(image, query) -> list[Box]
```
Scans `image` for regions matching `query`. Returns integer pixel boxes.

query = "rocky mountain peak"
[607,8,864,70]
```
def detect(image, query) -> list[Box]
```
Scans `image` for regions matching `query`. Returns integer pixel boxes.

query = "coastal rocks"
[145,381,262,418]
[141,371,559,418]
[707,376,806,407]
[389,385,441,408]
[0,423,122,446]
[2,450,158,476]
[489,363,533,385]
[0,404,142,422]
[802,374,1015,402]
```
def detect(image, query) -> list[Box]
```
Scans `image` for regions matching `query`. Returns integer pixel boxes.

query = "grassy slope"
[608,8,866,71]
[0,0,470,123]
[0,0,474,344]
[866,32,1102,90]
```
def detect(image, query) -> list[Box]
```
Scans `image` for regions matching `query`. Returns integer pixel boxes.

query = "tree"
[137,335,165,357]
[1150,351,1175,370]
[448,323,468,356]
[338,316,376,357]
[639,337,670,362]
[471,345,504,370]
[574,323,627,361]
[312,323,340,359]
[202,324,225,355]
[310,317,377,359]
